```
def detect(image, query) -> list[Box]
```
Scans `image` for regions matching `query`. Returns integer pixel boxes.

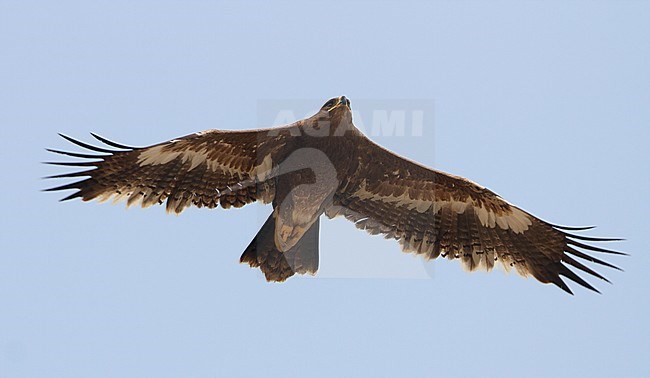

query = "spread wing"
[44,128,294,213]
[328,138,624,294]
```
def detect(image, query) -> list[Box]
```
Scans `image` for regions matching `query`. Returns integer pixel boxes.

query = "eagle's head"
[297,96,355,138]
[313,96,354,136]
[320,95,351,112]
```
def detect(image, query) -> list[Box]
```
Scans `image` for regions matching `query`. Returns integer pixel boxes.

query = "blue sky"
[1,1,649,377]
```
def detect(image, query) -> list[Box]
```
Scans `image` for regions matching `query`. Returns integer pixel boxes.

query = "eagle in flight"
[45,96,624,294]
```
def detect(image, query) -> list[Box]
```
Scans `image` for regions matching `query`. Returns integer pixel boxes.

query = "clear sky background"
[1,1,649,377]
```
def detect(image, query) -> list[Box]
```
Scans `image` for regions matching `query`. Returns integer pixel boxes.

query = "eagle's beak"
[338,96,351,109]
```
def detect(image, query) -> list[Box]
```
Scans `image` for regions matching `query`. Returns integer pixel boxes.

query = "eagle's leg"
[240,214,320,282]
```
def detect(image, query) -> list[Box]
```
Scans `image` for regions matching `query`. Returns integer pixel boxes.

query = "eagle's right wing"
[328,137,623,294]
[45,127,296,214]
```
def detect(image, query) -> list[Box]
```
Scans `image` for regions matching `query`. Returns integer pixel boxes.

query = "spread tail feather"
[240,214,320,282]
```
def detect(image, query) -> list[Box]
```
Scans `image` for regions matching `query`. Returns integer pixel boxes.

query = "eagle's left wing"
[328,138,624,294]
[45,128,293,213]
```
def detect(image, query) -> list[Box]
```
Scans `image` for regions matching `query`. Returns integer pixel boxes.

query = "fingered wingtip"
[57,133,117,153]
[551,224,596,231]
[90,133,138,150]
[46,148,108,159]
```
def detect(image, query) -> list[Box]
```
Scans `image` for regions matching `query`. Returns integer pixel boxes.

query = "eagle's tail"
[240,214,320,282]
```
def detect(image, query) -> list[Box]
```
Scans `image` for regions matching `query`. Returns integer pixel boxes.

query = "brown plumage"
[45,96,624,294]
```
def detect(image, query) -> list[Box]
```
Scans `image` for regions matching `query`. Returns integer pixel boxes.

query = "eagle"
[45,96,624,294]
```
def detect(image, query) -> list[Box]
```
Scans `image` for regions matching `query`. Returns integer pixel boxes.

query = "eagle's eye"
[321,98,338,110]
